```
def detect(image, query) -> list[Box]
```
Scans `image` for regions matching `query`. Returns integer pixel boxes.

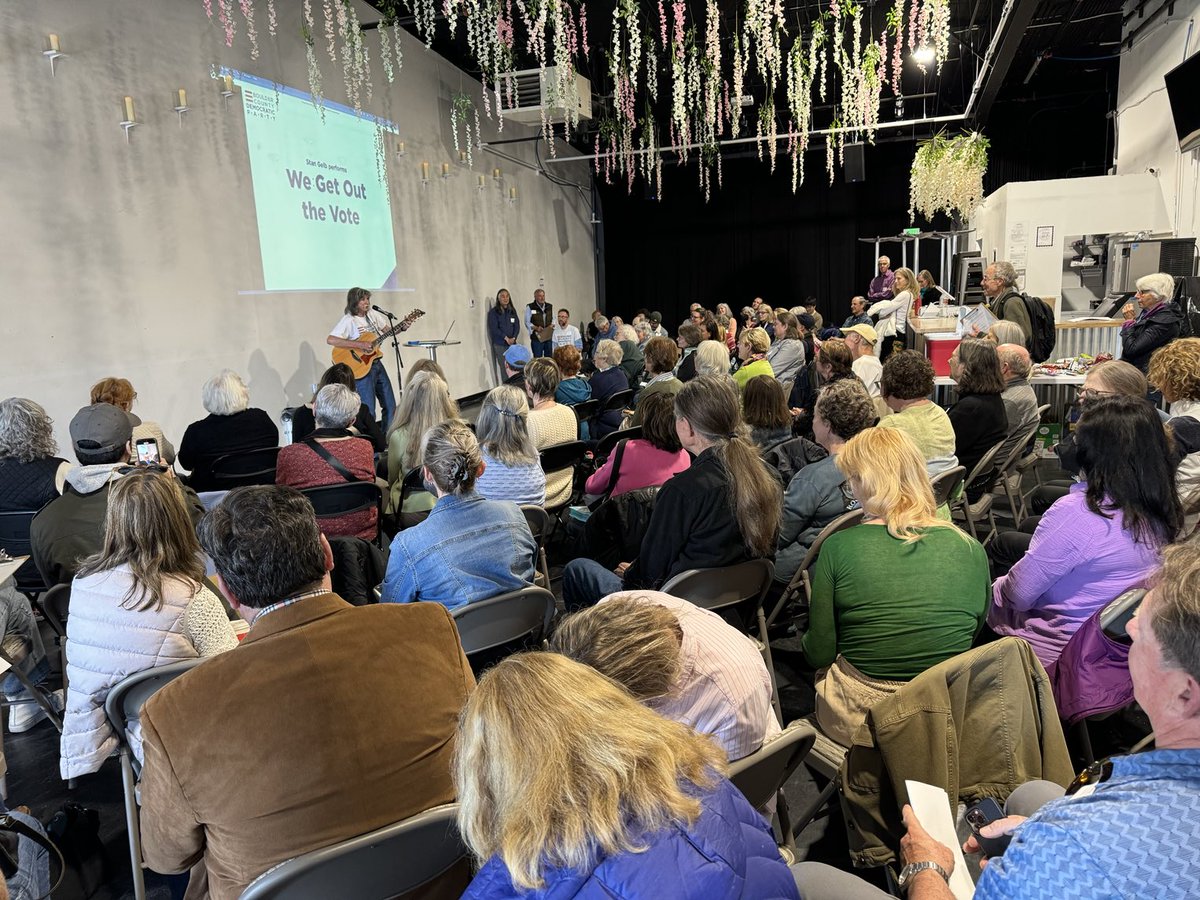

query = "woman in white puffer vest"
[61,467,238,781]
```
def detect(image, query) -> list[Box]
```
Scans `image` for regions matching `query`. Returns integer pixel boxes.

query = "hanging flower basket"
[909,131,988,223]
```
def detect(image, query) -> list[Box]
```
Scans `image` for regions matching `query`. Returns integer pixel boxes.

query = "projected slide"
[233,71,397,291]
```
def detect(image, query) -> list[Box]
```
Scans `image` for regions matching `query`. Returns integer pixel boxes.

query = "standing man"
[868,256,895,303]
[326,287,405,429]
[981,261,1032,344]
[487,288,522,386]
[525,289,554,358]
[842,296,871,329]
[552,308,583,350]
[843,324,883,399]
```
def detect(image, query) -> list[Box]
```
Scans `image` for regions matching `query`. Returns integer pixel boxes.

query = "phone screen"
[135,439,160,466]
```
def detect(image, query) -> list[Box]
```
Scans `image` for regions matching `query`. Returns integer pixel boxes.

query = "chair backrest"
[451,586,556,661]
[602,389,635,412]
[239,804,466,900]
[965,438,1008,486]
[0,509,38,559]
[997,422,1043,476]
[538,440,588,476]
[520,505,550,546]
[211,447,280,487]
[728,721,817,811]
[41,582,70,639]
[1036,402,1051,418]
[794,509,865,585]
[660,558,775,615]
[595,426,642,460]
[1100,587,1147,641]
[104,658,206,777]
[571,399,600,422]
[300,482,384,545]
[929,466,967,507]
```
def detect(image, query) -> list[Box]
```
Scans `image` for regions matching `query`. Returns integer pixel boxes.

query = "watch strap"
[898,860,950,892]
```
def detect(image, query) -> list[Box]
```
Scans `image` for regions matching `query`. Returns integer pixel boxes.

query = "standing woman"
[90,377,176,464]
[487,289,522,386]
[386,371,459,523]
[63,469,238,779]
[868,267,917,362]
[326,287,410,428]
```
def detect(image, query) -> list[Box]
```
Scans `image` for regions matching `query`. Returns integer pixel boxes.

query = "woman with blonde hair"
[90,376,176,464]
[474,385,546,506]
[63,468,238,779]
[867,266,918,362]
[732,327,774,389]
[1149,337,1200,516]
[455,653,799,899]
[386,371,459,519]
[801,427,989,744]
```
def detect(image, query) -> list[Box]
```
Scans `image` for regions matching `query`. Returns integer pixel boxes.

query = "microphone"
[372,304,396,318]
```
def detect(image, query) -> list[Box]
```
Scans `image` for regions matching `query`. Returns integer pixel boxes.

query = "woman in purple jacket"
[455,652,800,900]
[988,396,1181,669]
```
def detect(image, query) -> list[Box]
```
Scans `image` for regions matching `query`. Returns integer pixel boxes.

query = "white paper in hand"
[905,780,975,900]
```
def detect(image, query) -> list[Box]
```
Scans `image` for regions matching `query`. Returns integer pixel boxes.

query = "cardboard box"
[1033,423,1062,458]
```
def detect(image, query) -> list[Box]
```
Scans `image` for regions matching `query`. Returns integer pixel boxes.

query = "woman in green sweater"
[801,426,990,745]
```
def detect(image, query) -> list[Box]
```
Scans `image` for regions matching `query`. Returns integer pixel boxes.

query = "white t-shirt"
[552,324,582,348]
[853,354,883,397]
[330,311,391,341]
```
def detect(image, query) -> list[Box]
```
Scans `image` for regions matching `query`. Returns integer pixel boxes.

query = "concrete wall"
[1115,0,1199,238]
[0,0,596,454]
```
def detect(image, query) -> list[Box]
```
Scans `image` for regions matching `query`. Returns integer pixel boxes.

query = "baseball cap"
[843,323,878,345]
[798,313,816,331]
[504,344,533,368]
[649,311,663,324]
[70,403,137,455]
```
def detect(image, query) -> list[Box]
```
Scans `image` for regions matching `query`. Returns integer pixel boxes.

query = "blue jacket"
[462,777,801,900]
[379,492,537,609]
[556,377,593,406]
[488,305,522,347]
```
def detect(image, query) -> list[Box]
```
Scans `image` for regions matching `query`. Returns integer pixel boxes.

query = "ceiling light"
[911,45,936,66]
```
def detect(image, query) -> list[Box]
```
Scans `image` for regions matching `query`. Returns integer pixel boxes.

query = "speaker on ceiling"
[844,142,865,183]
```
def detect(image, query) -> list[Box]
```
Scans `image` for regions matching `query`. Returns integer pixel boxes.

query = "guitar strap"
[304,439,359,483]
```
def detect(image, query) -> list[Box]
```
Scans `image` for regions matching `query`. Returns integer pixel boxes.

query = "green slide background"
[236,73,397,291]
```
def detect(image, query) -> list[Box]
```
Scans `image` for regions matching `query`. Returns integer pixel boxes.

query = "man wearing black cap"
[648,311,669,339]
[30,404,203,586]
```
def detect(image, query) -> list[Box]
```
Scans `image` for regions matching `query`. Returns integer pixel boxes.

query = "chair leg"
[0,650,62,734]
[757,610,783,726]
[983,510,998,548]
[964,507,979,541]
[791,770,840,840]
[121,750,147,900]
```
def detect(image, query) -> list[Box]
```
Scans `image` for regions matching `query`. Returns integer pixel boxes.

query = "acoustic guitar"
[332,308,425,379]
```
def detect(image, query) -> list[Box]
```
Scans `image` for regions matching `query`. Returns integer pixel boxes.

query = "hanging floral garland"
[909,131,989,222]
[450,91,484,169]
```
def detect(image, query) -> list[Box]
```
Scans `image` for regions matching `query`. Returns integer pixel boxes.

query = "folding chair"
[451,586,557,674]
[949,438,1009,545]
[0,509,49,601]
[105,659,206,900]
[728,720,817,855]
[519,505,553,590]
[210,447,280,488]
[601,389,635,416]
[538,440,589,520]
[300,482,386,549]
[594,426,642,462]
[240,804,466,900]
[929,466,966,509]
[995,422,1044,523]
[40,582,70,691]
[570,398,600,423]
[1014,403,1053,499]
[767,509,866,625]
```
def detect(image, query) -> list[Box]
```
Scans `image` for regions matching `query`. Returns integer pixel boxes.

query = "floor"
[5,456,1152,899]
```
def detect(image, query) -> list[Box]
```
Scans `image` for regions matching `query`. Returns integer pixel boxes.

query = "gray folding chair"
[949,438,1009,545]
[767,509,866,625]
[239,803,466,900]
[520,505,553,590]
[1014,403,1053,497]
[105,658,206,900]
[995,422,1044,523]
[929,466,967,509]
[728,720,817,854]
[452,586,557,673]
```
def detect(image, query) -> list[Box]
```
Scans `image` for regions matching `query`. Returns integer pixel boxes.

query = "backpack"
[1000,291,1056,362]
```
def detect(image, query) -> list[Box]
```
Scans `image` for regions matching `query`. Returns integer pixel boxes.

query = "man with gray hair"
[1120,271,1182,373]
[981,261,1032,344]
[983,343,1040,495]
[868,256,895,302]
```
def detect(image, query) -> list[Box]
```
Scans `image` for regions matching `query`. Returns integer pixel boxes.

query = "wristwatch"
[898,860,950,892]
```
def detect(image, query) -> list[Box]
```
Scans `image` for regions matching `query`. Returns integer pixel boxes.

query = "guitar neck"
[370,310,423,348]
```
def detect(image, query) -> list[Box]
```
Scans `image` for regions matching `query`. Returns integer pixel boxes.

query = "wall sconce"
[493,167,502,183]
[119,96,138,141]
[421,160,430,187]
[43,34,66,76]
[509,186,518,205]
[220,74,236,108]
[441,162,451,180]
[173,88,190,128]
[477,173,486,193]
[458,150,468,164]
[396,140,406,157]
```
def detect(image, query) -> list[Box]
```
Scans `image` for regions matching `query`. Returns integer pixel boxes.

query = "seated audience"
[62,469,237,780]
[474,385,546,506]
[584,392,689,499]
[629,336,682,427]
[634,319,652,351]
[90,377,176,464]
[775,379,875,590]
[617,323,645,385]
[589,339,630,438]
[178,370,279,492]
[32,403,203,586]
[986,343,1041,492]
[275,384,377,540]
[386,371,458,522]
[716,303,737,348]
[289,363,386,451]
[550,592,780,761]
[878,351,958,476]
[947,339,1008,493]
[454,652,800,900]
[767,313,807,384]
[0,398,69,586]
[732,327,774,389]
[742,375,793,450]
[843,324,882,398]
[802,428,989,745]
[140,486,475,899]
[1120,271,1183,373]
[988,396,1180,670]
[552,345,591,405]
[789,337,855,425]
[380,421,536,609]
[564,376,782,607]
[842,296,871,329]
[1148,337,1200,516]
[869,539,1200,900]
[502,344,531,388]
[986,319,1027,346]
[675,323,702,383]
[694,339,732,378]
[648,310,669,338]
[408,356,448,384]
[525,358,579,508]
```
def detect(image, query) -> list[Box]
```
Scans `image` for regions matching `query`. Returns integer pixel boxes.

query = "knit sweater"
[476,450,546,506]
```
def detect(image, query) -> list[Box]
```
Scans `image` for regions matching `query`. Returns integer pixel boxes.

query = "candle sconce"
[440,162,451,181]
[172,88,190,128]
[220,74,236,108]
[396,140,406,158]
[119,96,138,142]
[43,34,66,76]
[508,186,518,205]
[421,161,430,188]
[477,173,487,193]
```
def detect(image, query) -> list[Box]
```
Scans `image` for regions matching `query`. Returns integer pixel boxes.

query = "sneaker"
[7,698,46,734]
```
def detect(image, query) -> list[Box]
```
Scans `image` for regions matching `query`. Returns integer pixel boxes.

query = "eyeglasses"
[1077,387,1117,400]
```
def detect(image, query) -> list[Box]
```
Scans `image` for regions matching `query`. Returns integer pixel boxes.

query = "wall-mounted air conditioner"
[498,67,592,125]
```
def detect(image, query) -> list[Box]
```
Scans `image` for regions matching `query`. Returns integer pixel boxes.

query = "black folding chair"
[594,426,643,462]
[728,721,817,853]
[520,505,553,589]
[210,447,280,488]
[451,586,557,674]
[300,482,386,549]
[0,509,48,598]
[601,389,635,414]
[538,441,589,518]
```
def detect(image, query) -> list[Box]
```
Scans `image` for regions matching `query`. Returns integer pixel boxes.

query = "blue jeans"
[563,558,624,611]
[532,339,553,358]
[355,360,396,430]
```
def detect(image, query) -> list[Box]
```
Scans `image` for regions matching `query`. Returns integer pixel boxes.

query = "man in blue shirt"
[841,296,871,329]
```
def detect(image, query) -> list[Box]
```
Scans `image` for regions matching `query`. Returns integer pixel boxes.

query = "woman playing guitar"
[326,287,410,429]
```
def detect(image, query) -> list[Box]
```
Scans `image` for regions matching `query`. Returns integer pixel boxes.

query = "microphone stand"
[378,309,405,398]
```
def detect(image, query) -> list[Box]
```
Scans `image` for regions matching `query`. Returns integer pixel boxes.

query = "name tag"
[510,317,516,323]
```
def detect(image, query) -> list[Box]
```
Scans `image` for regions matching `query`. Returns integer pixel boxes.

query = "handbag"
[587,439,629,511]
